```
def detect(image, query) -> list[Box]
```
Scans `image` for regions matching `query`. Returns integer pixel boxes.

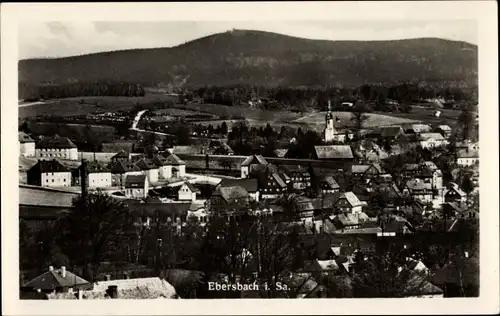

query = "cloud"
[18,20,477,60]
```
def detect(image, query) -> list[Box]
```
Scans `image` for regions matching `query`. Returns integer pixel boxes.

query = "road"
[18,101,54,108]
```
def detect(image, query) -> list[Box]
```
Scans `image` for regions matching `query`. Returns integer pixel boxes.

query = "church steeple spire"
[326,99,334,121]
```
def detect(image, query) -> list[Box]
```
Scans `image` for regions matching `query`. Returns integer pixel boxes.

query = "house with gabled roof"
[161,152,186,178]
[319,175,340,194]
[109,160,143,188]
[124,174,149,199]
[19,131,35,157]
[333,191,365,214]
[444,182,467,204]
[240,154,269,178]
[21,266,91,294]
[403,179,434,203]
[36,134,78,160]
[83,161,112,188]
[218,178,259,202]
[178,182,200,202]
[419,133,448,149]
[351,163,385,180]
[457,148,479,167]
[27,159,72,188]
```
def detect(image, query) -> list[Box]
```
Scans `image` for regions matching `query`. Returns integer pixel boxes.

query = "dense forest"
[19,81,146,101]
[19,30,477,88]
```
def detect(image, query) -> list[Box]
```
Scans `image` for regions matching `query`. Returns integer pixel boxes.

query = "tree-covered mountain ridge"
[19,29,478,88]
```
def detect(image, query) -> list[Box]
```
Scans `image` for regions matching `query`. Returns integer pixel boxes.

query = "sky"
[18,20,478,60]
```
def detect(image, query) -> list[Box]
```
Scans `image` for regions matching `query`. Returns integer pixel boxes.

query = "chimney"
[61,266,66,278]
[107,285,118,299]
[77,289,83,300]
[105,274,111,281]
[49,266,54,272]
[80,159,89,198]
[464,251,469,258]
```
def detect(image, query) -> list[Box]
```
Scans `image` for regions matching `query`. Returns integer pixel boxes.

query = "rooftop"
[28,159,70,174]
[23,267,90,291]
[36,135,77,149]
[314,145,354,160]
[124,175,147,188]
[19,131,34,143]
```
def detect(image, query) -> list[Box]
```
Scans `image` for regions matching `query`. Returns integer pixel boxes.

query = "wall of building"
[457,158,479,167]
[178,185,196,202]
[41,172,72,187]
[20,142,36,157]
[36,148,78,160]
[88,172,112,188]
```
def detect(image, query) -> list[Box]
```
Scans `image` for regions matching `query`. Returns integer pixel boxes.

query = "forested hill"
[19,29,478,88]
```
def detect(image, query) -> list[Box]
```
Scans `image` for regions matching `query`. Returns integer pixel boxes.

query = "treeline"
[19,81,146,101]
[181,83,478,110]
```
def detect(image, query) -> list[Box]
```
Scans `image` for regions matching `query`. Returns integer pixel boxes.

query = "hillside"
[19,29,478,88]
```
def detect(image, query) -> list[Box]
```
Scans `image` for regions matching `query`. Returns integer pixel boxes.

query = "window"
[63,179,66,182]
[46,179,49,183]
[52,179,54,182]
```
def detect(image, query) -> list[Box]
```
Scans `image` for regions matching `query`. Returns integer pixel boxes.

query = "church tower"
[324,100,337,143]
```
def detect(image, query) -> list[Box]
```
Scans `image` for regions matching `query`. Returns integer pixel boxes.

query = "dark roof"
[220,178,258,192]
[19,184,79,208]
[24,268,90,290]
[84,161,111,173]
[28,159,69,173]
[182,182,201,194]
[241,155,268,166]
[125,175,147,188]
[19,131,34,143]
[152,154,168,167]
[136,158,157,170]
[36,135,77,149]
[109,160,141,173]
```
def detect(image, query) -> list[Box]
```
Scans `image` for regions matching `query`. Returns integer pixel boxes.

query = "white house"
[457,149,479,167]
[19,131,35,157]
[85,161,112,188]
[163,153,186,179]
[333,192,364,214]
[36,135,78,160]
[178,182,200,202]
[240,154,268,179]
[419,133,449,149]
[27,159,72,188]
[124,174,149,199]
[187,203,209,226]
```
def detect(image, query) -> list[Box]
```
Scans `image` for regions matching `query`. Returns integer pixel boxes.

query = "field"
[294,111,417,129]
[19,95,177,119]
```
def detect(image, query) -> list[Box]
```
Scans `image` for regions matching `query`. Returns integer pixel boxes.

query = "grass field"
[294,111,418,128]
[19,95,177,119]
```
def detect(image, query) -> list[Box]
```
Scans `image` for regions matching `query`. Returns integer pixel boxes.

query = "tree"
[351,244,432,298]
[350,104,369,136]
[57,191,134,281]
[220,121,228,135]
[461,176,475,201]
[458,108,474,141]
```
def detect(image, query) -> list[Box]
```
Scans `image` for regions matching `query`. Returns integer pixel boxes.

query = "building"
[333,192,365,214]
[124,174,149,199]
[21,266,91,294]
[36,135,78,160]
[314,145,354,161]
[367,126,406,142]
[436,125,452,138]
[135,158,159,184]
[419,133,449,149]
[323,101,351,143]
[240,154,269,179]
[109,160,143,187]
[402,123,433,135]
[290,170,311,190]
[27,159,72,188]
[178,182,200,202]
[162,152,186,178]
[218,178,259,202]
[351,163,384,180]
[84,161,112,188]
[403,179,434,203]
[47,277,178,299]
[457,149,479,167]
[444,182,467,204]
[318,175,340,194]
[19,131,36,157]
